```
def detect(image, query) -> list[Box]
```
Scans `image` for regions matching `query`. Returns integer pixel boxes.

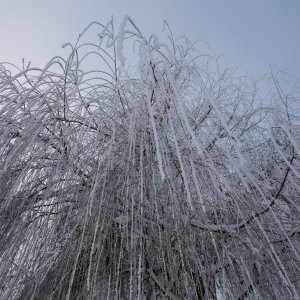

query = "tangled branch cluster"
[0,18,299,299]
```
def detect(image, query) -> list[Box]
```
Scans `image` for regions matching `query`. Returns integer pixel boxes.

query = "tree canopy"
[0,18,300,299]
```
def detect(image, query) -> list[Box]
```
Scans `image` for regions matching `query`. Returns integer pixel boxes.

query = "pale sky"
[0,0,299,80]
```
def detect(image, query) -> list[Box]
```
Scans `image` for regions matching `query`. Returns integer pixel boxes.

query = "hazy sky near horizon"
[0,0,299,80]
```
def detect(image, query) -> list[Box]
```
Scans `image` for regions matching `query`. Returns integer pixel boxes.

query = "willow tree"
[0,18,299,300]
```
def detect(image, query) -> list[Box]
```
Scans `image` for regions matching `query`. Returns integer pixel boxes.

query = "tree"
[0,17,299,299]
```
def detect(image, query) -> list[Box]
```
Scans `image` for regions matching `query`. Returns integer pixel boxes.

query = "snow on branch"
[0,17,300,300]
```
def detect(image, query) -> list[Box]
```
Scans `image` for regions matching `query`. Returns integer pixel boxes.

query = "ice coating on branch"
[146,89,166,182]
[0,17,299,300]
[116,15,129,66]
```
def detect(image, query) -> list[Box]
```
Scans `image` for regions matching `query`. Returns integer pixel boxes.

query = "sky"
[0,0,299,81]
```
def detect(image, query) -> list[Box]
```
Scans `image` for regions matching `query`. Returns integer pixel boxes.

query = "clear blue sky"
[0,0,299,80]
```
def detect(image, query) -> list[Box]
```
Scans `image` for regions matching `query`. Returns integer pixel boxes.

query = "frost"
[0,17,299,300]
[116,15,130,66]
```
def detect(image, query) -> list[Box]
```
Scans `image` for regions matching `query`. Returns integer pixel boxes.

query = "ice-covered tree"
[0,18,299,299]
